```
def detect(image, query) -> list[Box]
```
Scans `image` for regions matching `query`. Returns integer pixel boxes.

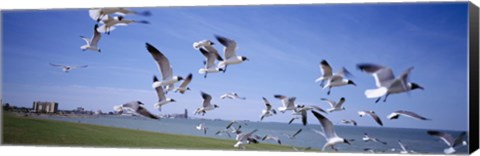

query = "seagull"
[362,133,387,145]
[358,110,383,126]
[152,75,175,111]
[234,129,259,149]
[311,110,351,151]
[320,97,346,112]
[322,67,356,95]
[340,119,357,126]
[427,130,466,154]
[315,60,334,87]
[145,43,183,92]
[193,40,223,61]
[97,15,149,34]
[80,24,102,52]
[197,47,224,78]
[274,94,297,113]
[260,97,277,121]
[220,92,246,100]
[113,101,159,119]
[89,8,151,22]
[284,128,303,139]
[397,140,410,154]
[49,63,88,73]
[194,92,219,116]
[262,135,282,144]
[196,123,208,135]
[174,73,192,94]
[215,121,239,138]
[292,105,328,126]
[292,146,312,151]
[215,35,249,73]
[387,110,430,120]
[357,63,424,103]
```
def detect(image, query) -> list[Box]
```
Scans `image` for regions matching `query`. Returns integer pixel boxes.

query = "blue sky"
[2,2,469,131]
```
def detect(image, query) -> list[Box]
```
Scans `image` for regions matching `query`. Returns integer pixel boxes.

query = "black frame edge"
[469,1,479,154]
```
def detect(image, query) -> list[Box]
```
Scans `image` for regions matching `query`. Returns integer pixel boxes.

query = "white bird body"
[152,76,175,111]
[80,24,102,52]
[194,92,219,116]
[357,63,423,103]
[196,123,208,134]
[215,35,248,72]
[320,66,356,95]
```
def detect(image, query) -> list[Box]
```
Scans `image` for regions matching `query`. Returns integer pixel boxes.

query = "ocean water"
[33,115,468,154]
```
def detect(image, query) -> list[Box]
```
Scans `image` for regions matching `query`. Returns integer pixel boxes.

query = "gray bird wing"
[357,63,395,87]
[320,60,332,78]
[311,111,337,139]
[215,35,237,59]
[201,92,212,107]
[146,43,173,80]
[178,73,193,88]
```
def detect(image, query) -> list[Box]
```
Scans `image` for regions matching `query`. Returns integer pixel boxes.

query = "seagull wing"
[427,130,454,146]
[88,9,102,21]
[49,63,66,68]
[311,110,337,139]
[292,128,303,137]
[395,110,429,120]
[153,76,167,101]
[398,140,408,152]
[366,111,383,126]
[274,94,288,107]
[262,97,272,110]
[70,65,88,69]
[90,24,101,47]
[201,92,212,107]
[204,45,223,61]
[320,60,333,78]
[335,97,346,108]
[287,97,296,108]
[146,43,173,80]
[178,73,193,89]
[335,67,353,78]
[215,35,237,59]
[357,63,395,87]
[320,98,336,108]
[137,105,159,119]
[311,128,327,139]
[452,132,466,147]
[309,105,328,113]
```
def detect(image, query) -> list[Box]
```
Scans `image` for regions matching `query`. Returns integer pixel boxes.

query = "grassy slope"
[2,113,299,151]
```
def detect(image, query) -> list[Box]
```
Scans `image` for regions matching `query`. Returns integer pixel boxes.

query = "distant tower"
[184,109,188,119]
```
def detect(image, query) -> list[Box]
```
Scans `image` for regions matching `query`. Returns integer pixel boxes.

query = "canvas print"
[1,2,476,155]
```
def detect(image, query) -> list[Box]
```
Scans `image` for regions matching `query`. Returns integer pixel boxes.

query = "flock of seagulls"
[52,7,467,154]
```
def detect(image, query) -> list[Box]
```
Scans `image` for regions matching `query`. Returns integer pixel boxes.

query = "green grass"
[2,113,300,151]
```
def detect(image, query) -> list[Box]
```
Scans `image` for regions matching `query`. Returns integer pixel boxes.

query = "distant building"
[76,107,85,112]
[184,109,188,119]
[32,101,58,113]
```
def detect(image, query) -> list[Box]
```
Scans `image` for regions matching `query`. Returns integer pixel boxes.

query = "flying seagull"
[358,111,383,126]
[363,133,388,145]
[220,92,246,100]
[262,135,282,144]
[387,110,430,120]
[89,8,151,22]
[311,110,351,151]
[80,24,102,52]
[427,130,466,154]
[174,73,192,94]
[234,129,259,149]
[49,63,88,73]
[260,97,277,121]
[113,101,159,119]
[97,15,149,34]
[357,63,424,103]
[274,94,297,113]
[292,105,327,126]
[397,140,410,154]
[322,66,356,95]
[315,60,333,87]
[152,76,175,111]
[215,35,249,73]
[340,119,357,126]
[197,47,224,78]
[194,92,219,116]
[284,128,303,139]
[196,123,208,135]
[321,97,347,113]
[193,40,223,61]
[145,43,183,92]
